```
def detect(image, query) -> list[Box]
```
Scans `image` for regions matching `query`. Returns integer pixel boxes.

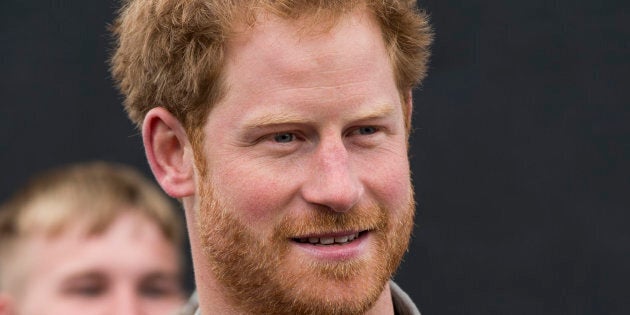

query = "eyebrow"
[60,270,106,286]
[141,271,182,282]
[243,112,312,130]
[351,103,396,122]
[241,103,397,130]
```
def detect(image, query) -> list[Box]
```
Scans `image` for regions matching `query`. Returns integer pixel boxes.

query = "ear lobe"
[142,107,195,198]
[0,293,16,315]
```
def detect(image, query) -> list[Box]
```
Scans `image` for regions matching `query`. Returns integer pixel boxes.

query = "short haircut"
[0,161,184,291]
[110,0,432,138]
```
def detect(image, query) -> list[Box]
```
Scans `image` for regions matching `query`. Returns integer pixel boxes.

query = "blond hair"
[0,161,184,291]
[110,0,432,137]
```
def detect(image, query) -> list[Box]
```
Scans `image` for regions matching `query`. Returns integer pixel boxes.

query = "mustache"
[274,203,388,239]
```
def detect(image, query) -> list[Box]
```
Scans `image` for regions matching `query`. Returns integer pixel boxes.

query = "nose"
[301,137,363,212]
[111,288,143,315]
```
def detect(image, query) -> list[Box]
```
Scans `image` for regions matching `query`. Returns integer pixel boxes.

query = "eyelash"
[272,132,298,143]
[351,126,379,136]
[264,126,382,145]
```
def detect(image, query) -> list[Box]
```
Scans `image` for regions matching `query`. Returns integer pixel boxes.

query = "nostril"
[301,173,363,213]
[302,146,363,212]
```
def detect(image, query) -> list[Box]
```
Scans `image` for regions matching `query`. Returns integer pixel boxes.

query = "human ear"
[0,293,16,315]
[142,107,195,198]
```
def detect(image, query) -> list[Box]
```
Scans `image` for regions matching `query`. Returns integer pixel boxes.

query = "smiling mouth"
[292,231,365,246]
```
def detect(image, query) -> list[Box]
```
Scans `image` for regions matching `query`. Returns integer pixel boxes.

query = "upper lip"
[292,230,364,239]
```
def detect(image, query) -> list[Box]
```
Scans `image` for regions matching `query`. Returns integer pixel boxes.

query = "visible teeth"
[296,232,362,245]
[320,237,335,245]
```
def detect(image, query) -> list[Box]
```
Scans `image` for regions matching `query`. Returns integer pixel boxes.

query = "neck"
[184,204,240,314]
[365,282,395,315]
[194,279,395,315]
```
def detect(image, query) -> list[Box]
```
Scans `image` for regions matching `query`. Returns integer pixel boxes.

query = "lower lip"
[291,232,370,261]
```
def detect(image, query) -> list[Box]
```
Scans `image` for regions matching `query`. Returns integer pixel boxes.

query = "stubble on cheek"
[197,179,416,315]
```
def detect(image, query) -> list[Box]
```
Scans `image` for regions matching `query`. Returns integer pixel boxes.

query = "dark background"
[1,0,629,314]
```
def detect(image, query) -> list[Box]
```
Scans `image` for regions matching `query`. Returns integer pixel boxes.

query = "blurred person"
[111,1,432,314]
[0,162,186,315]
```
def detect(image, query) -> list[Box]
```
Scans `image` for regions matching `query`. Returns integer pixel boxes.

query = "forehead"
[18,212,179,280]
[212,8,400,124]
[223,8,392,91]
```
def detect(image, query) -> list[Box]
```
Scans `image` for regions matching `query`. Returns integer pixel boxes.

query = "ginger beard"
[197,175,415,315]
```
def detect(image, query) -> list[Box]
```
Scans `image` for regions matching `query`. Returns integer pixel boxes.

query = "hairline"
[185,5,413,156]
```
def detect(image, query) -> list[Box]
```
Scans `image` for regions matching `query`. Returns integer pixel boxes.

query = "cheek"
[209,157,296,225]
[141,298,187,315]
[359,150,411,210]
[19,292,101,315]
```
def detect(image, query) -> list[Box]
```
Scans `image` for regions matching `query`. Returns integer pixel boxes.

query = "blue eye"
[357,126,377,135]
[273,133,295,143]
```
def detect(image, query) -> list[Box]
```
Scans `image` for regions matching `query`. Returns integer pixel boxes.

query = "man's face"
[194,9,415,315]
[11,212,184,315]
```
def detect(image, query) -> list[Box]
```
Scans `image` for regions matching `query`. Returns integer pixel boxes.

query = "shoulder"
[176,291,199,315]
